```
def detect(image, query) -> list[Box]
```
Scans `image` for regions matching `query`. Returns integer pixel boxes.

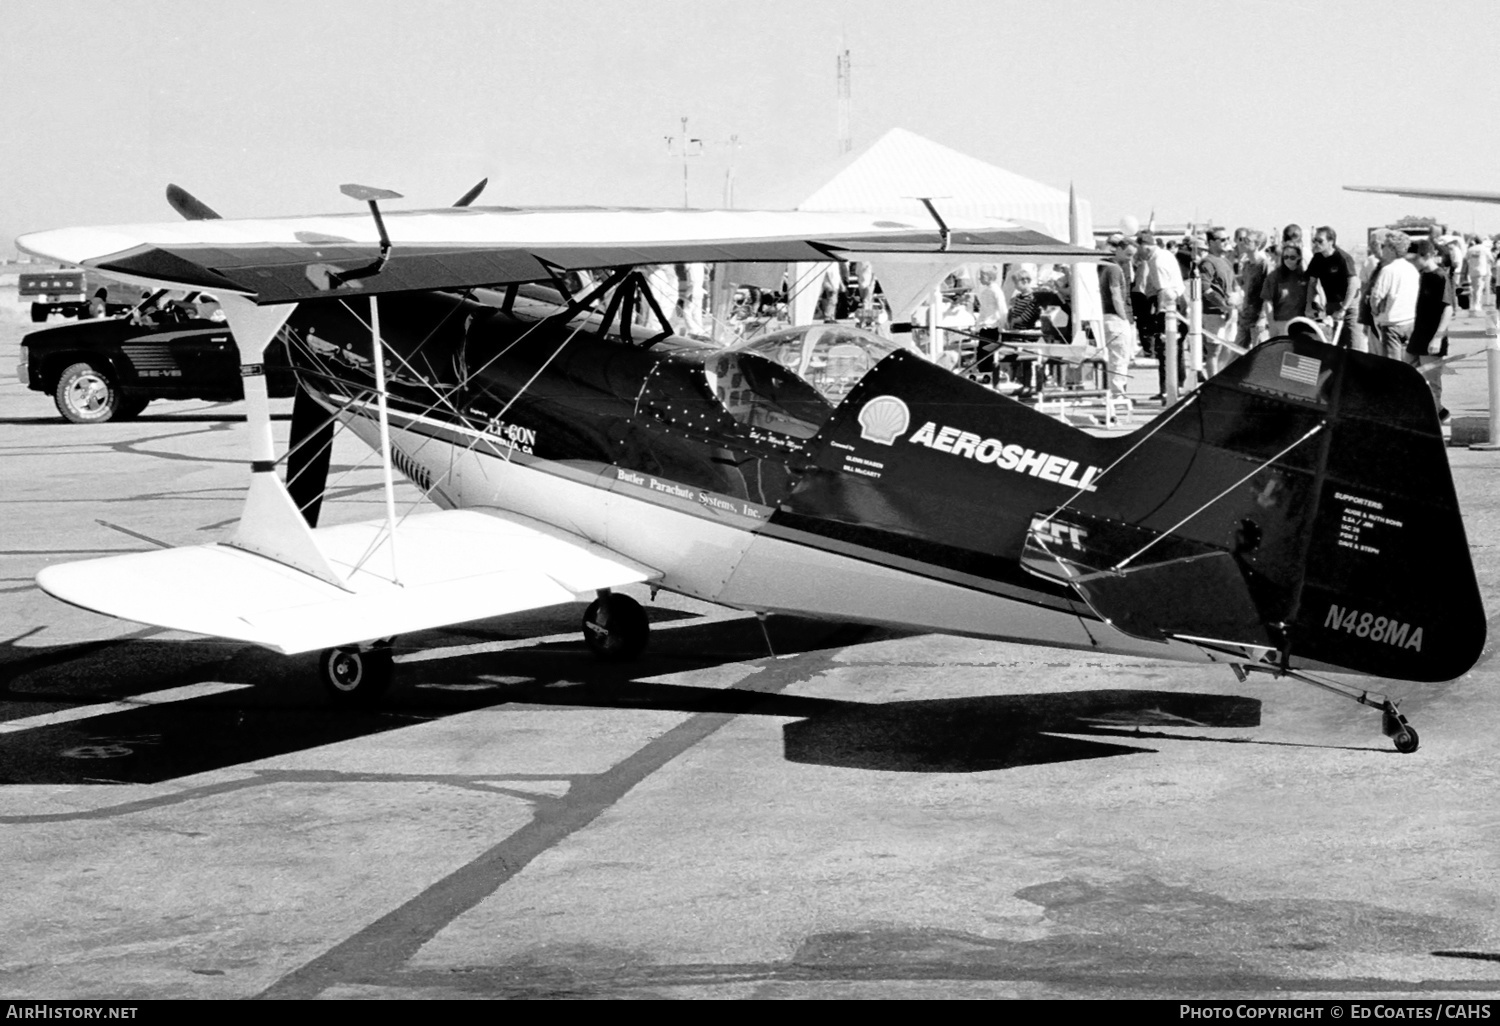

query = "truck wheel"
[116,397,150,420]
[30,303,48,323]
[54,362,121,424]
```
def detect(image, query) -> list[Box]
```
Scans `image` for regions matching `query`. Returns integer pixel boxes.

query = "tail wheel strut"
[1233,662,1420,754]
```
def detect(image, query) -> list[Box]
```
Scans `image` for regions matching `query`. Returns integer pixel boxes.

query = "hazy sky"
[5,0,1499,248]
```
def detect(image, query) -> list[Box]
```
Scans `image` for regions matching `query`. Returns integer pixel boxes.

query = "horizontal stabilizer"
[37,510,658,655]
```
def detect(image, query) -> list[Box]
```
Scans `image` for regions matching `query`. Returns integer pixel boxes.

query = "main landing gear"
[582,590,650,661]
[1233,663,1419,753]
[318,639,395,706]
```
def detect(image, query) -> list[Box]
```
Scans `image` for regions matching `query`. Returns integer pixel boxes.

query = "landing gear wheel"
[54,362,121,423]
[582,593,649,661]
[1382,701,1420,755]
[319,641,394,705]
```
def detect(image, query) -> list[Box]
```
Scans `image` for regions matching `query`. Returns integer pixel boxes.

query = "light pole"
[664,116,702,209]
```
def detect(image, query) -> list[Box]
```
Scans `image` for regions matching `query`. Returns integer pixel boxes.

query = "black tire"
[53,362,121,424]
[1393,726,1420,755]
[116,396,150,420]
[30,303,48,323]
[319,642,395,706]
[582,593,650,661]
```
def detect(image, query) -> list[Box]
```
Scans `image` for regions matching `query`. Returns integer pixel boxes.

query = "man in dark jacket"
[1408,238,1454,419]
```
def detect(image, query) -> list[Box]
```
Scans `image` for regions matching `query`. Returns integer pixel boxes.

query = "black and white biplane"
[17,184,1486,753]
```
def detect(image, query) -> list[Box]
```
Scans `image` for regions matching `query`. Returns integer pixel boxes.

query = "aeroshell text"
[905,421,1100,492]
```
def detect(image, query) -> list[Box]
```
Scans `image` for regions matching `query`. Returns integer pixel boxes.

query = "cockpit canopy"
[728,324,909,405]
[637,322,911,453]
[698,324,908,442]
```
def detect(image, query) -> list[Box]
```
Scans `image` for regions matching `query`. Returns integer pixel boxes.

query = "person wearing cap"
[1196,231,1235,374]
[1408,237,1454,417]
[1465,234,1493,320]
[1281,224,1305,264]
[1098,236,1135,398]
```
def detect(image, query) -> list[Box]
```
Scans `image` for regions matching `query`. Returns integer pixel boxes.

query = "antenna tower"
[836,49,852,156]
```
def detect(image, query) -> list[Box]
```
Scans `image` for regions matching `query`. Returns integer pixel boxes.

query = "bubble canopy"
[701,324,907,441]
[729,324,907,405]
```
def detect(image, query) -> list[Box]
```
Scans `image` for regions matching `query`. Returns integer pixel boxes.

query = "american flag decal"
[1280,352,1321,386]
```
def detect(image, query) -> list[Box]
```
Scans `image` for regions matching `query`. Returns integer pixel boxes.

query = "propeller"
[165,184,222,221]
[453,177,488,207]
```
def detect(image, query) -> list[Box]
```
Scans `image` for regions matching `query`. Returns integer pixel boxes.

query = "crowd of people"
[1092,223,1500,415]
[562,231,1500,420]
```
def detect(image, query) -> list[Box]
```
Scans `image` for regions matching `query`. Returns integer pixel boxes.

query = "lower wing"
[37,509,658,655]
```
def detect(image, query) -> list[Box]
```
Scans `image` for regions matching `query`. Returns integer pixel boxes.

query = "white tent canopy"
[799,127,1091,244]
[795,128,1102,333]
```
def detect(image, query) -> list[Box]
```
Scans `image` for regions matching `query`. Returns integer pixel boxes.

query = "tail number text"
[1324,604,1423,651]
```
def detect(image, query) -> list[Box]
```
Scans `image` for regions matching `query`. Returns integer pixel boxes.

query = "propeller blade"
[165,184,222,221]
[286,385,336,528]
[453,178,488,207]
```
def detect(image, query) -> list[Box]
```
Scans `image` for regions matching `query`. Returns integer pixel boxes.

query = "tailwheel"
[319,640,395,705]
[1382,702,1420,755]
[582,592,649,661]
[1231,663,1422,754]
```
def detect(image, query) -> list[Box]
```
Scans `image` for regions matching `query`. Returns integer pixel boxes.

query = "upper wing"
[1345,184,1500,204]
[37,509,658,655]
[16,207,1100,304]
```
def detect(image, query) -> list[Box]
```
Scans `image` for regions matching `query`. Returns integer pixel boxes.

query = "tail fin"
[1026,339,1485,682]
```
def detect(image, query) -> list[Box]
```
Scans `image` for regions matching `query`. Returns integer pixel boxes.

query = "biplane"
[16,184,1487,754]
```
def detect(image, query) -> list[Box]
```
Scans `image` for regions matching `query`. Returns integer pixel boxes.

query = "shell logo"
[857,395,911,446]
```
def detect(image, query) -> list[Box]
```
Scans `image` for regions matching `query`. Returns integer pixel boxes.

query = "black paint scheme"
[282,288,1484,685]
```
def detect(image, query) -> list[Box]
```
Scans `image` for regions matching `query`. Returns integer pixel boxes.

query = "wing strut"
[219,294,349,590]
[368,296,402,585]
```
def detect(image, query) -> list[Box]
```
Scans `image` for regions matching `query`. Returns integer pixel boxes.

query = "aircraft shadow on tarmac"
[0,609,1259,785]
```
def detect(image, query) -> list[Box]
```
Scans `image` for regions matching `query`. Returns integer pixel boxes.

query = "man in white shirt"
[1465,235,1493,318]
[1366,232,1420,360]
[1136,229,1184,397]
[965,264,1006,379]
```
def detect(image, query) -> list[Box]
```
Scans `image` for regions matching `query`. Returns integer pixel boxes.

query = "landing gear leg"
[319,639,395,705]
[582,590,649,661]
[1235,662,1421,754]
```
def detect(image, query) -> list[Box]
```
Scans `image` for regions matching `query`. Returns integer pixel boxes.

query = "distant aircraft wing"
[1345,185,1500,204]
[37,509,658,655]
[16,207,1101,304]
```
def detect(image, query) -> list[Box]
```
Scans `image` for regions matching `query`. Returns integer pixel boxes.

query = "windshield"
[728,324,906,405]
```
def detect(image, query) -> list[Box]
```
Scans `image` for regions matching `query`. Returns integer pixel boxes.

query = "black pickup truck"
[18,306,295,423]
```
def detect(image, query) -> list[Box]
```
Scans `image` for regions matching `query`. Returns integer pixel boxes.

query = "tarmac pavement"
[2,301,1499,1000]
